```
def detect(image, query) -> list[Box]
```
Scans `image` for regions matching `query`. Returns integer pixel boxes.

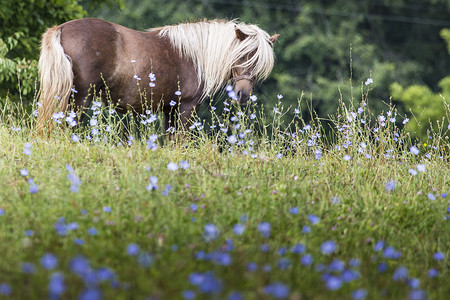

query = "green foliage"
[0,33,38,99]
[390,78,450,139]
[442,28,450,52]
[390,27,450,139]
[0,0,122,101]
[0,0,86,101]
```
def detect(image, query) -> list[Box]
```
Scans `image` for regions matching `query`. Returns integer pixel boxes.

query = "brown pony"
[37,18,278,133]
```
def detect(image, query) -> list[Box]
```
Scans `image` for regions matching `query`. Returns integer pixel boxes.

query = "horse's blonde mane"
[157,19,275,100]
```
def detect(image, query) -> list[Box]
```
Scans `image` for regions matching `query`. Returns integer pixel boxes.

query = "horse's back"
[59,19,120,79]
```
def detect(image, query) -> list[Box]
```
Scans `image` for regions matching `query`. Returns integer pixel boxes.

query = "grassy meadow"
[0,83,449,300]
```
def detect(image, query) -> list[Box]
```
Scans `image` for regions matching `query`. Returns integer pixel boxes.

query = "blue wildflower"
[264,282,290,299]
[417,164,426,173]
[408,278,421,289]
[365,78,373,85]
[41,253,58,270]
[385,180,396,192]
[167,162,178,171]
[349,259,361,268]
[189,272,222,294]
[49,272,65,297]
[103,206,111,213]
[325,276,342,290]
[71,134,80,142]
[29,180,39,194]
[0,283,11,295]
[179,160,190,170]
[302,225,311,234]
[433,252,444,261]
[290,243,306,254]
[233,224,245,235]
[262,264,272,273]
[78,288,102,300]
[428,193,436,200]
[88,227,98,236]
[392,266,408,281]
[227,135,237,144]
[261,244,270,252]
[20,168,29,176]
[410,146,419,155]
[183,290,196,300]
[204,223,219,241]
[373,240,385,252]
[342,269,360,282]
[228,291,243,300]
[147,176,159,191]
[409,169,418,176]
[195,251,205,260]
[127,243,140,256]
[277,258,291,270]
[308,214,320,224]
[209,251,232,266]
[428,268,438,278]
[378,262,388,273]
[331,196,340,204]
[240,215,248,223]
[138,252,154,268]
[21,262,36,274]
[66,165,81,192]
[301,254,313,266]
[257,222,271,238]
[277,247,286,256]
[328,259,345,273]
[321,240,337,255]
[383,246,401,259]
[289,207,298,214]
[247,262,257,272]
[96,267,115,282]
[67,222,78,231]
[315,264,326,273]
[69,256,91,277]
[408,290,427,300]
[162,184,172,196]
[54,221,68,236]
[23,142,32,156]
[352,289,368,299]
[74,238,84,245]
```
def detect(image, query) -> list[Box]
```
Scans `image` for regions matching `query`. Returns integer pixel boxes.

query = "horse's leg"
[164,101,198,141]
[164,111,176,130]
[69,81,97,126]
[179,103,198,130]
[177,100,199,140]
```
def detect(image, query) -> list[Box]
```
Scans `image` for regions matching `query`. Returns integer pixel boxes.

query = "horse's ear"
[269,34,279,46]
[235,27,248,41]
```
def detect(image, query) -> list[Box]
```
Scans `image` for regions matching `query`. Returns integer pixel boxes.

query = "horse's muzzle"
[237,90,250,104]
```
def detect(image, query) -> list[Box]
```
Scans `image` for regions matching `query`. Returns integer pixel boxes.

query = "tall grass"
[0,80,449,300]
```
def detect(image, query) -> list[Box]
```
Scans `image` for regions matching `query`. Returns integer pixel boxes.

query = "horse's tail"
[36,26,73,133]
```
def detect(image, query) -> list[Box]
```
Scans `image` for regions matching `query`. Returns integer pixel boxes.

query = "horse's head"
[232,28,279,105]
